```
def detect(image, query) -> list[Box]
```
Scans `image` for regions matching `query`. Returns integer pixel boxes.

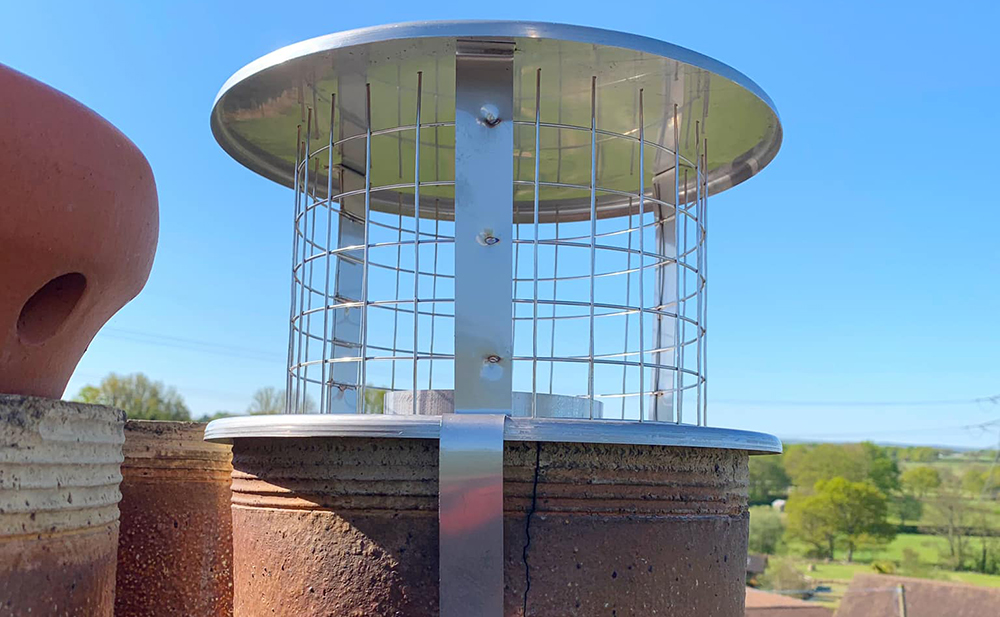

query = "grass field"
[768,534,1000,611]
[784,533,995,564]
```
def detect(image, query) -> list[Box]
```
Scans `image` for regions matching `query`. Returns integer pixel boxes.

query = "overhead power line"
[715,395,1000,407]
[788,418,1000,440]
[101,327,285,364]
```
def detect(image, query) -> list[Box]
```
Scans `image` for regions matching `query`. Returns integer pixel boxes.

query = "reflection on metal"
[211,20,781,219]
[383,389,596,418]
[453,41,514,415]
[439,414,505,617]
[204,413,783,453]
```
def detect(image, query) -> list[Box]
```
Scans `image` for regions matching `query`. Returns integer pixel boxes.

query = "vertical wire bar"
[532,68,541,418]
[680,113,690,424]
[287,125,303,413]
[673,104,682,424]
[587,76,597,420]
[637,89,646,422]
[694,145,704,426]
[391,196,403,391]
[358,84,373,412]
[694,121,705,426]
[321,95,336,414]
[296,110,313,413]
[702,138,709,426]
[429,60,440,392]
[679,158,690,424]
[683,168,692,423]
[412,72,422,414]
[549,52,563,395]
[547,203,559,395]
[512,185,521,392]
[429,199,439,390]
[620,196,634,420]
[303,156,319,414]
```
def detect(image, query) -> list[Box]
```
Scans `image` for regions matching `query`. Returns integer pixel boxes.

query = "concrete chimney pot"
[0,395,126,616]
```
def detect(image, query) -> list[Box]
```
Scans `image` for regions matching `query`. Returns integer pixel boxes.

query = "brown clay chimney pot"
[0,63,158,399]
[115,420,234,617]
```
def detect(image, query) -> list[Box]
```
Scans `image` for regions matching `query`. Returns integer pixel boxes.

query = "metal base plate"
[204,414,782,454]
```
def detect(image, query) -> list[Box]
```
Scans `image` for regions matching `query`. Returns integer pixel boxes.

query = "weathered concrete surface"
[0,395,125,616]
[116,420,233,617]
[228,436,749,617]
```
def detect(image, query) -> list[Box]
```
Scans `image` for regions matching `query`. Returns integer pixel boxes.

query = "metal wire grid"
[286,70,709,425]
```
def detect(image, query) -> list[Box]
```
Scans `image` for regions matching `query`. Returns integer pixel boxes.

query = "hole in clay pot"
[17,273,87,345]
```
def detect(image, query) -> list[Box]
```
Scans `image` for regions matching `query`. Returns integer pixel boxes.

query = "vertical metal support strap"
[439,414,506,617]
[440,40,514,617]
[453,42,514,413]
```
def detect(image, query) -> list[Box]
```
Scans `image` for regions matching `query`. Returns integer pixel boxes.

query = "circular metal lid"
[211,20,781,220]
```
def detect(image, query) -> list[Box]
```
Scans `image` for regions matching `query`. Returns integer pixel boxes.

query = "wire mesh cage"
[210,23,782,426]
[287,82,708,424]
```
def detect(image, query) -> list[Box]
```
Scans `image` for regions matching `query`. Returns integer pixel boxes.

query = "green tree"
[784,444,868,491]
[758,558,808,597]
[783,443,899,495]
[899,547,935,578]
[247,386,285,415]
[901,465,941,499]
[196,410,236,422]
[786,477,894,561]
[961,468,989,497]
[249,387,317,414]
[748,505,785,554]
[363,387,387,414]
[908,447,941,463]
[749,456,791,505]
[861,442,901,494]
[924,483,975,570]
[75,373,190,421]
[891,493,923,528]
[786,492,837,559]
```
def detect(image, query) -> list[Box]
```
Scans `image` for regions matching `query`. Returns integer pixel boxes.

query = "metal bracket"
[453,41,514,414]
[440,38,513,617]
[439,413,506,617]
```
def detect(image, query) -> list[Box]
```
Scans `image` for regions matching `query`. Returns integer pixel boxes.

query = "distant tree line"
[747,441,1000,574]
[73,374,310,421]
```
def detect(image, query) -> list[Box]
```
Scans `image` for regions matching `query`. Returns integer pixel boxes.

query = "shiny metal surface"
[204,415,782,454]
[438,413,506,617]
[218,20,782,430]
[211,20,781,221]
[383,389,597,418]
[453,43,514,414]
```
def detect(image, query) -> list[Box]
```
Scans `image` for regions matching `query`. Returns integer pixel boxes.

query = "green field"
[785,532,996,565]
[769,535,1000,611]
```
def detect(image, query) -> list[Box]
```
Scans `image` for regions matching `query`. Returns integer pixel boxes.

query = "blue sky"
[3,0,998,447]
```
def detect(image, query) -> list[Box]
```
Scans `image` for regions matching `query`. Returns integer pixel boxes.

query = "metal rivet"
[485,354,502,364]
[480,103,501,127]
[477,230,501,246]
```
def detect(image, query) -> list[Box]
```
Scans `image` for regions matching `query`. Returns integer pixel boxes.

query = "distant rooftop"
[835,574,1000,617]
[745,587,832,617]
